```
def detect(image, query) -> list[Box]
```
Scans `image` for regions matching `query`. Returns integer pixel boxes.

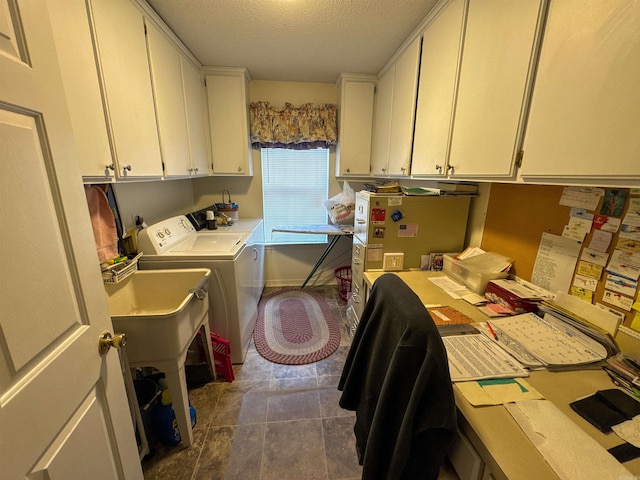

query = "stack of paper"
[486,312,611,369]
[484,278,549,314]
[537,299,619,357]
[443,334,529,382]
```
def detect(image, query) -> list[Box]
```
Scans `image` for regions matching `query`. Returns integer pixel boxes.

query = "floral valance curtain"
[250,101,337,150]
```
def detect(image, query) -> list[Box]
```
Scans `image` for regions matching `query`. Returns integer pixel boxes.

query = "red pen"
[486,322,499,341]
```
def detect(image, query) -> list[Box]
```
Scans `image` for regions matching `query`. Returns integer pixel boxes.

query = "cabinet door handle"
[123,164,132,172]
[352,257,361,264]
[435,164,443,173]
[106,163,115,171]
[351,293,361,304]
[447,165,454,174]
[253,247,258,261]
[356,219,366,224]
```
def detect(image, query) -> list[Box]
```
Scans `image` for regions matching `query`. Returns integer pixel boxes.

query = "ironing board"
[273,224,354,288]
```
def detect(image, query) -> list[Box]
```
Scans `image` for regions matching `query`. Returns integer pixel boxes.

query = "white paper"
[562,216,592,241]
[461,292,488,305]
[588,229,613,252]
[490,313,607,365]
[602,290,635,311]
[559,186,604,210]
[442,334,528,382]
[605,274,638,297]
[428,276,468,300]
[555,292,621,337]
[606,248,640,281]
[594,214,621,233]
[531,233,582,294]
[580,248,609,267]
[596,303,627,325]
[506,400,633,480]
[572,274,598,292]
[612,415,640,448]
[620,227,640,243]
[569,208,594,221]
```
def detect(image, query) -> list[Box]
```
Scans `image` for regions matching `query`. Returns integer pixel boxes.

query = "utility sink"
[105,268,214,448]
[105,268,211,365]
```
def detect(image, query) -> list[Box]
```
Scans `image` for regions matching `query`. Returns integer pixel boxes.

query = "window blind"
[261,148,329,244]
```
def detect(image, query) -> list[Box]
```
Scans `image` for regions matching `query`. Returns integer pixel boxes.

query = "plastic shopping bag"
[324,181,355,225]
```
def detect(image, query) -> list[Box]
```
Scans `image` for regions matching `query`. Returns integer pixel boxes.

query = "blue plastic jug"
[153,389,196,446]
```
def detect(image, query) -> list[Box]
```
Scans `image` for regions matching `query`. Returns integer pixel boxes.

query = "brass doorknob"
[98,332,127,355]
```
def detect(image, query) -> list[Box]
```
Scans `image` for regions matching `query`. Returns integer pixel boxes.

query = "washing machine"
[136,213,264,363]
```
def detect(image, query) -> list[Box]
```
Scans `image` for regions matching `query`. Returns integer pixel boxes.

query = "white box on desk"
[443,253,510,294]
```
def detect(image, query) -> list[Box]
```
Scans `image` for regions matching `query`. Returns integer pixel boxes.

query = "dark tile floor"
[141,285,459,480]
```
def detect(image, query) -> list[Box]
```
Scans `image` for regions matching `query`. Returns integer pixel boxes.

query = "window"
[261,148,329,244]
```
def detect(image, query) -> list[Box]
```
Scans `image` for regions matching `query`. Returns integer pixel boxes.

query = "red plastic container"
[210,332,235,382]
[334,266,352,302]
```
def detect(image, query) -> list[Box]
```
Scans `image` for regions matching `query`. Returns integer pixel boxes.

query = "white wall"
[113,178,195,233]
[465,183,491,248]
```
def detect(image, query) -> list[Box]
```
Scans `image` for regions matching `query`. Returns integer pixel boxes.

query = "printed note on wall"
[531,233,582,294]
[559,186,604,210]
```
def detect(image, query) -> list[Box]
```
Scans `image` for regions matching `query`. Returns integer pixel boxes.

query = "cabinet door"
[371,66,394,175]
[90,0,163,178]
[336,75,375,176]
[448,0,543,177]
[521,0,640,181]
[411,0,466,177]
[181,55,209,176]
[145,19,191,177]
[49,0,114,180]
[387,36,421,176]
[206,70,252,175]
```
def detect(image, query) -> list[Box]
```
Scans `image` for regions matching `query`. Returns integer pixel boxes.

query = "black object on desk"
[570,388,640,433]
[272,224,353,288]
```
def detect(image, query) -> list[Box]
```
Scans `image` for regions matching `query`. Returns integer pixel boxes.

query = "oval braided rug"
[254,288,341,365]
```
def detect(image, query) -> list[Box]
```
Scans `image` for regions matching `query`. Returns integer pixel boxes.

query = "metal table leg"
[301,234,342,288]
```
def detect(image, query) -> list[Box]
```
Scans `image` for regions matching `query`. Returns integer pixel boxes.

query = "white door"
[0,2,143,479]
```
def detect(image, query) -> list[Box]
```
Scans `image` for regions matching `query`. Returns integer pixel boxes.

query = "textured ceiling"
[146,0,439,83]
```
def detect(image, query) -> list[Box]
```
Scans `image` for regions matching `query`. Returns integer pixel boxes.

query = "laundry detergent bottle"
[153,389,196,446]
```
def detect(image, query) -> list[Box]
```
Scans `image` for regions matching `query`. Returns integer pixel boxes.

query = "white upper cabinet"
[521,0,640,182]
[371,36,422,176]
[181,56,210,177]
[145,19,191,177]
[206,68,253,176]
[49,0,114,180]
[447,0,544,178]
[336,74,376,177]
[411,0,466,177]
[90,0,164,178]
[371,67,394,176]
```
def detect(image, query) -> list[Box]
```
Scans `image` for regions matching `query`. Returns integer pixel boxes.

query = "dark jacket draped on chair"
[338,274,457,480]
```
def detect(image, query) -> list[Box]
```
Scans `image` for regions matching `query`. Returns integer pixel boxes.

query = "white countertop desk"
[364,270,640,480]
[273,224,353,288]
